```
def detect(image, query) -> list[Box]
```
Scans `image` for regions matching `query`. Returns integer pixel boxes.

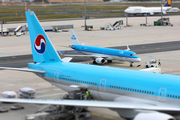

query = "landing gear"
[93,61,97,64]
[107,60,112,63]
[130,62,133,67]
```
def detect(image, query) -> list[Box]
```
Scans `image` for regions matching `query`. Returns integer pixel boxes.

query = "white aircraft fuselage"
[125,6,171,15]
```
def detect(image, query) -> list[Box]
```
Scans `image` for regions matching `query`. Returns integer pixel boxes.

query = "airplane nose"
[137,58,141,62]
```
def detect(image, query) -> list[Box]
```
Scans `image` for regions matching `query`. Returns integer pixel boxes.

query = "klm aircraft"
[63,29,141,66]
[1,11,180,120]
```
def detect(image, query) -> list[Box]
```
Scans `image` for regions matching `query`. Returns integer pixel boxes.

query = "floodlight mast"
[161,0,163,26]
[84,0,87,30]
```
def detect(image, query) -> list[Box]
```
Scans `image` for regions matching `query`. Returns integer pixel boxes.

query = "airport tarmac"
[0,15,180,120]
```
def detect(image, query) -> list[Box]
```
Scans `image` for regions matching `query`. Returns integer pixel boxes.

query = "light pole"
[161,0,163,26]
[84,0,87,30]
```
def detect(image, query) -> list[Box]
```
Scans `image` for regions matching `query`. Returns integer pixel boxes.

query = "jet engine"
[162,11,167,14]
[134,112,175,120]
[95,58,106,64]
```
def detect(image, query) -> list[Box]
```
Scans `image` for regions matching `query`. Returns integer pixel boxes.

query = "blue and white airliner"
[1,11,180,120]
[63,29,141,66]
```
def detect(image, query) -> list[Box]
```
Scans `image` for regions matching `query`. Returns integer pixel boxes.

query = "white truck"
[145,59,158,68]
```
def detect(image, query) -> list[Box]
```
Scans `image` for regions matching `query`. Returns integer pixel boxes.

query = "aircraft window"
[149,92,151,94]
[178,96,180,99]
[147,91,149,94]
[130,89,132,91]
[95,83,97,85]
[85,81,86,83]
[170,95,172,97]
[175,96,177,98]
[133,89,134,91]
[167,94,169,97]
[152,92,154,94]
[110,85,111,87]
[135,89,136,92]
[125,88,127,90]
[119,87,120,89]
[128,88,129,90]
[137,90,139,92]
[142,90,144,93]
[121,87,123,89]
[140,90,141,92]
[144,91,146,93]
[173,95,174,98]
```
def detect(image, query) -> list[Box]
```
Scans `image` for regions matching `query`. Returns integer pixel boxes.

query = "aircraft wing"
[1,99,180,111]
[63,54,108,59]
[0,67,46,74]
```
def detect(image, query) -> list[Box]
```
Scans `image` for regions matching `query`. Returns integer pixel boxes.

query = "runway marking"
[91,112,122,120]
[135,45,180,52]
[160,58,180,60]
[162,69,180,73]
[5,85,55,92]
[36,93,66,98]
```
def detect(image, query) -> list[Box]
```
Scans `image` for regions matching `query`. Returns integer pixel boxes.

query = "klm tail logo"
[71,35,77,40]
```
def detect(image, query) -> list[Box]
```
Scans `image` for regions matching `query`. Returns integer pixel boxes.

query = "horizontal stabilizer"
[1,99,180,111]
[61,57,73,62]
[0,67,46,74]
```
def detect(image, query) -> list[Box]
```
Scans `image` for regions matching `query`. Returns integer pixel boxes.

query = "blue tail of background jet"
[26,11,62,63]
[164,0,172,7]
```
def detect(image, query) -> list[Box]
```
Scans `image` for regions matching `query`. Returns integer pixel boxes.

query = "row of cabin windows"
[109,85,154,95]
[82,49,121,55]
[167,94,180,99]
[59,77,97,86]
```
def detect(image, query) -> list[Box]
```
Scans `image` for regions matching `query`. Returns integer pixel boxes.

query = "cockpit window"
[131,54,137,56]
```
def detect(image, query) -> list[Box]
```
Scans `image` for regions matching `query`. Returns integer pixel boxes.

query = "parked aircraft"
[124,0,172,16]
[1,11,180,120]
[63,29,141,66]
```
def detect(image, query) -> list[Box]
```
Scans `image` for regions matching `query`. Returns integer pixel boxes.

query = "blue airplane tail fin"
[164,0,172,7]
[70,29,81,45]
[25,11,62,63]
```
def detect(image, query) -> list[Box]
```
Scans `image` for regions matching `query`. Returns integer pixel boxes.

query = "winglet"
[126,45,130,51]
[70,29,81,45]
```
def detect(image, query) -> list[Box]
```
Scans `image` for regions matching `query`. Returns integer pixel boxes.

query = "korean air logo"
[71,35,76,40]
[34,35,46,54]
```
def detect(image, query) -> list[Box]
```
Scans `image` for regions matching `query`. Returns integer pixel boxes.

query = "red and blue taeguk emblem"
[34,35,46,54]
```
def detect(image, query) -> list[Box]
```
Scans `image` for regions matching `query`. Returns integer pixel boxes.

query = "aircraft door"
[99,79,106,91]
[158,87,167,102]
[98,79,107,100]
[54,71,59,83]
